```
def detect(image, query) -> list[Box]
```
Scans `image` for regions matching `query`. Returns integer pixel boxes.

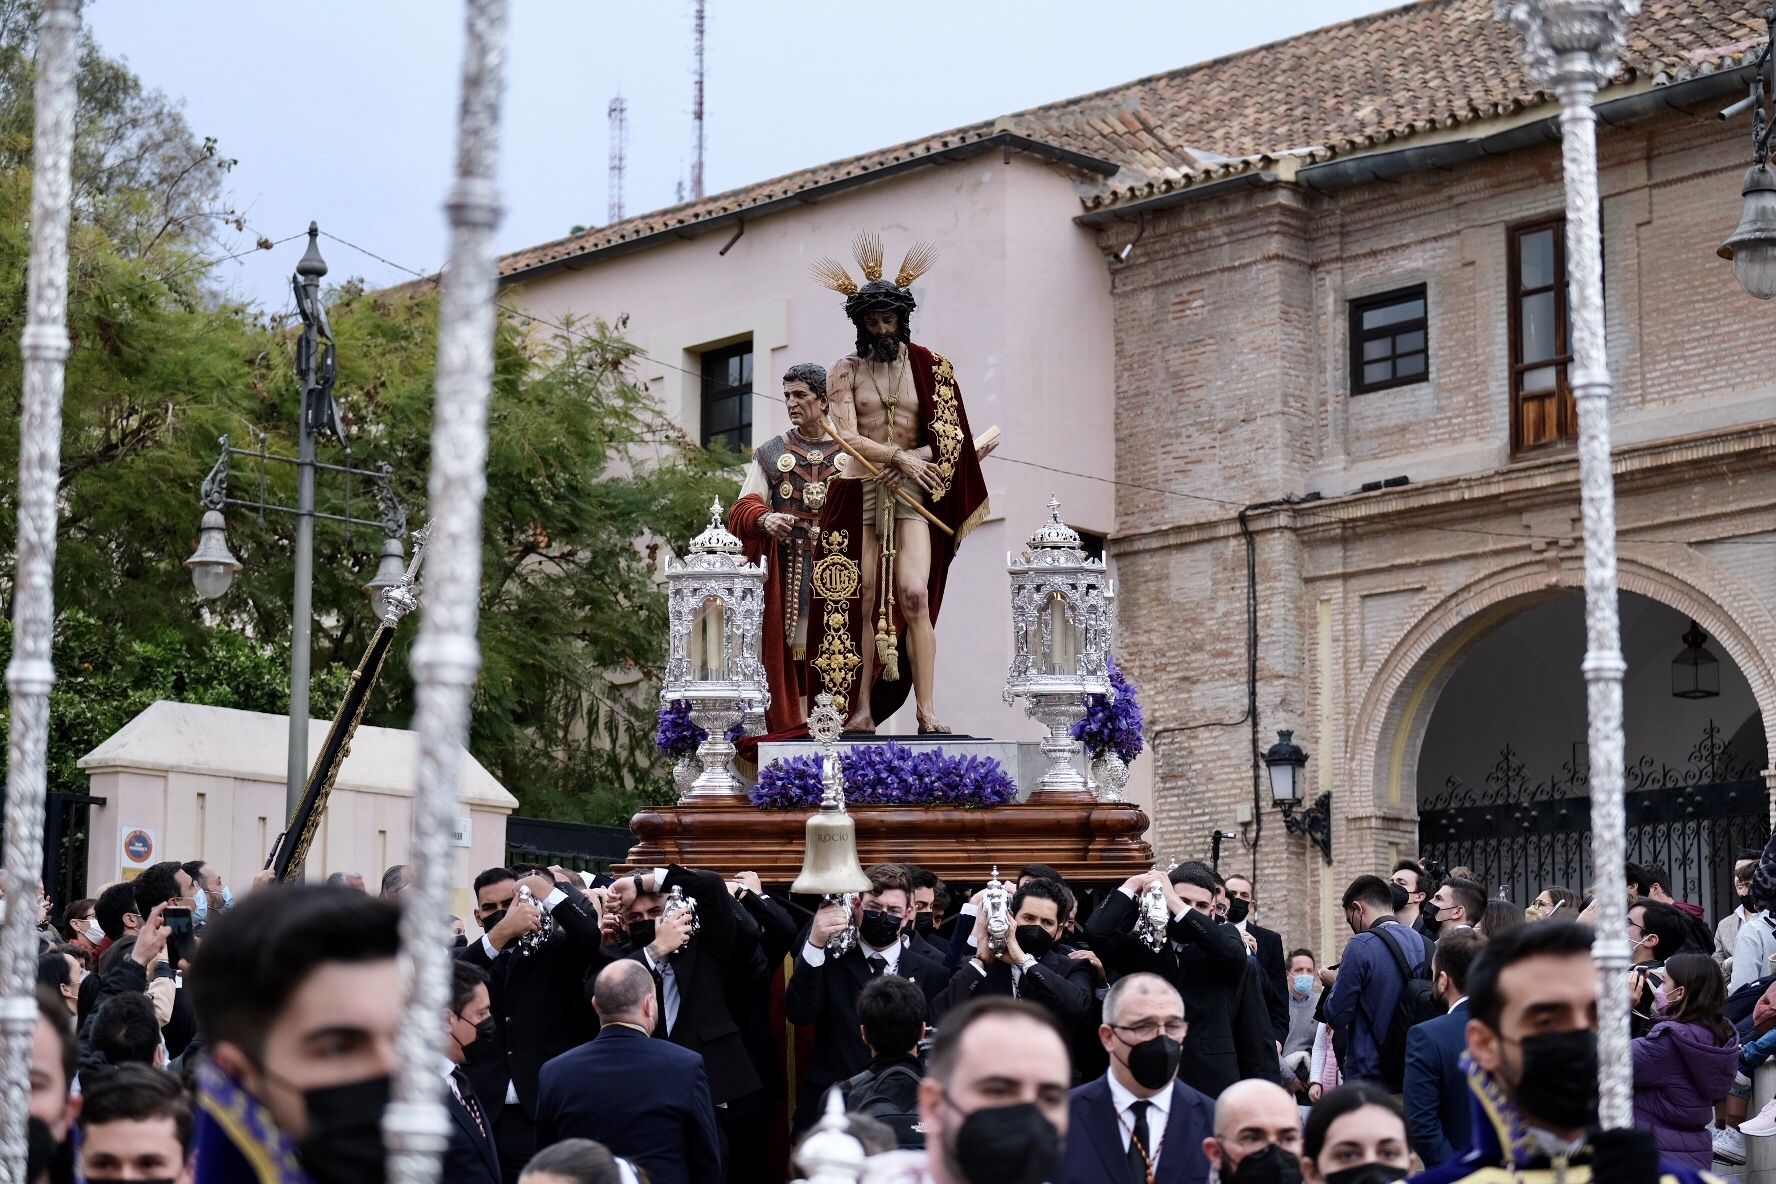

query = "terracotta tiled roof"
[499,0,1767,278]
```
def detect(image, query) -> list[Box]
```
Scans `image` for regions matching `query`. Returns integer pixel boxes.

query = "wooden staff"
[820,416,954,537]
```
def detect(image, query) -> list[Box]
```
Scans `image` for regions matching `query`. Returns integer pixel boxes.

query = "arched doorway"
[1414,591,1767,913]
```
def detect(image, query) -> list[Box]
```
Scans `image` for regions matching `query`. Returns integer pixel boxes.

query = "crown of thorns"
[809,232,938,299]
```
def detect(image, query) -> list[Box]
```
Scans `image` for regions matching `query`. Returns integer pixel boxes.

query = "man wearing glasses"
[1057,972,1215,1184]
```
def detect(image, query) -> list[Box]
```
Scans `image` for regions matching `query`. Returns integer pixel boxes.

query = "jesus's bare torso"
[830,347,921,456]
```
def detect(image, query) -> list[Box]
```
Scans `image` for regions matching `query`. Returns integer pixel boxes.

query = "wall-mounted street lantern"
[1265,729,1331,865]
[1671,620,1722,700]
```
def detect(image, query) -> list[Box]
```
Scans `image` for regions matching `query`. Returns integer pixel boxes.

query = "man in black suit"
[1403,928,1482,1165]
[457,866,609,1184]
[1224,873,1290,1046]
[783,862,952,1134]
[443,961,502,1184]
[1086,861,1277,1097]
[931,876,1094,1027]
[906,866,951,963]
[607,863,765,1182]
[535,960,722,1184]
[1058,972,1213,1184]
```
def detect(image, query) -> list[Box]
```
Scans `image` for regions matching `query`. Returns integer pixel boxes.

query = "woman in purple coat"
[1632,952,1742,1170]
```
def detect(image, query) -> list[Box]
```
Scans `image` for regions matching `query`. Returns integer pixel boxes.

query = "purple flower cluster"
[1072,657,1146,763]
[749,742,1018,810]
[655,701,745,759]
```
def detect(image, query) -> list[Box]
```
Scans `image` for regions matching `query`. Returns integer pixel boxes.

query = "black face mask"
[1421,905,1443,936]
[297,1074,391,1184]
[1223,1142,1304,1184]
[1015,924,1055,961]
[1324,1165,1409,1184]
[1226,898,1251,925]
[913,913,936,936]
[481,908,507,934]
[1506,1027,1600,1130]
[451,933,467,949]
[859,908,903,949]
[947,1100,1063,1184]
[454,1012,496,1057]
[628,919,657,949]
[1123,1033,1182,1090]
[27,1116,73,1184]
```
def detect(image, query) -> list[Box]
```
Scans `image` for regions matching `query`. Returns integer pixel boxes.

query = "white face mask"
[85,921,103,944]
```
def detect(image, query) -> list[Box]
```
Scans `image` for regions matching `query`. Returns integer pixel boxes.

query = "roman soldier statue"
[727,363,843,732]
[808,234,994,734]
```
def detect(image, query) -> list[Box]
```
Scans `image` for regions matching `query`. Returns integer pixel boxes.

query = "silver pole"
[288,395,315,822]
[1495,0,1639,1130]
[383,2,508,1182]
[0,3,78,1182]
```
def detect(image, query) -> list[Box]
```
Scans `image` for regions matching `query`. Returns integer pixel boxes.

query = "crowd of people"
[17,845,1776,1183]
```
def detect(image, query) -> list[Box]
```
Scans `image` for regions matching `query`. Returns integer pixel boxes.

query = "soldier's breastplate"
[758,434,838,518]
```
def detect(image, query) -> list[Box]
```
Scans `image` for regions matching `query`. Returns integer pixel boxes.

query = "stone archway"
[1349,557,1776,839]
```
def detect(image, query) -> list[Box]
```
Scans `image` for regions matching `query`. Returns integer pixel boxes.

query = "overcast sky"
[83,1,1402,312]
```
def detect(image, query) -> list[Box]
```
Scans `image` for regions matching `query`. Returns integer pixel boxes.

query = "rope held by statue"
[266,523,432,881]
[818,418,1001,538]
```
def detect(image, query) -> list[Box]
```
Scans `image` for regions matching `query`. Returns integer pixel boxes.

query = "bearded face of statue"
[855,308,906,363]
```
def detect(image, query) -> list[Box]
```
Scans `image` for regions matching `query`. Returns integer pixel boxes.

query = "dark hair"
[1342,874,1394,913]
[846,281,915,361]
[1468,920,1595,1031]
[59,896,96,940]
[519,1137,621,1184]
[907,866,938,892]
[1392,859,1426,894]
[1288,947,1316,965]
[1431,928,1484,994]
[1479,899,1525,940]
[381,864,413,897]
[1303,1083,1404,1161]
[857,974,926,1057]
[450,960,490,1015]
[1018,864,1063,885]
[91,992,161,1068]
[134,861,184,917]
[37,984,76,1084]
[36,949,76,993]
[188,886,401,1062]
[1637,863,1672,895]
[95,882,137,940]
[927,996,1066,1085]
[80,1063,192,1150]
[1631,897,1687,960]
[181,860,209,889]
[473,866,517,899]
[1663,951,1733,1042]
[1011,877,1069,921]
[907,866,950,915]
[1539,886,1579,913]
[864,863,912,898]
[47,941,90,971]
[1167,861,1219,896]
[781,362,828,400]
[1438,877,1487,924]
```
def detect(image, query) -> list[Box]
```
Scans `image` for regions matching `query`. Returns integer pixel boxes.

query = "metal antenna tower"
[690,0,706,200]
[608,93,627,223]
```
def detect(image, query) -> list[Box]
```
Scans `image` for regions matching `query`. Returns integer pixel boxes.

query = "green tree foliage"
[0,27,741,826]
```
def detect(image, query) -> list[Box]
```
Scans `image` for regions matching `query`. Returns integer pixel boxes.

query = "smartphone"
[164,905,193,936]
[1545,900,1565,919]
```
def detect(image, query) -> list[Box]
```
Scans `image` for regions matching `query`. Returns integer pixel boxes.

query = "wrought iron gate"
[1419,721,1768,918]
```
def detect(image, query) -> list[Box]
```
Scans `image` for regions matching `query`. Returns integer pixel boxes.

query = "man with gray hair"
[534,960,721,1184]
[727,361,844,732]
[1058,972,1214,1183]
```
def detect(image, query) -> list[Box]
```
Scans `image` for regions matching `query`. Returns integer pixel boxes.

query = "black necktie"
[867,955,887,976]
[1127,1099,1151,1184]
[452,1067,486,1139]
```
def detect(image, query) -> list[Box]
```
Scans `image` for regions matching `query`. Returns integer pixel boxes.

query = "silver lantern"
[662,498,769,797]
[1004,495,1112,794]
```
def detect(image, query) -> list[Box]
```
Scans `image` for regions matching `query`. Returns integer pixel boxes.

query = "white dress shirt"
[1106,1070,1172,1166]
[805,933,903,974]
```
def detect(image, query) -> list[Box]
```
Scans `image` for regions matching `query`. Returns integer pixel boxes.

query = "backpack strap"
[1373,923,1418,979]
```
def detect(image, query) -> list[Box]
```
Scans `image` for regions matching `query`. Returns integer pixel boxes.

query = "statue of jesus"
[808,234,995,734]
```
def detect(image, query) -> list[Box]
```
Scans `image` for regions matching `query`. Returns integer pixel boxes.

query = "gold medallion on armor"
[775,453,796,473]
[806,449,824,464]
[803,480,827,510]
[778,479,795,501]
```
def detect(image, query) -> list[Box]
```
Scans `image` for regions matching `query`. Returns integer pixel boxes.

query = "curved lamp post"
[1495,0,1637,1130]
[1718,8,1776,298]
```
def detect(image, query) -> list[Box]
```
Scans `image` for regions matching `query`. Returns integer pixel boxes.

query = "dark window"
[699,341,753,453]
[1508,220,1573,451]
[1076,530,1106,563]
[1348,286,1428,394]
